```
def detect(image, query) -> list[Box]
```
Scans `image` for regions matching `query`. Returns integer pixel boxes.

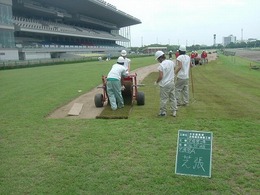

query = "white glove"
[121,85,125,91]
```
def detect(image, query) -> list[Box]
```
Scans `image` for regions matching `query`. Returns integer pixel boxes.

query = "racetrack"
[48,63,158,119]
[48,53,218,119]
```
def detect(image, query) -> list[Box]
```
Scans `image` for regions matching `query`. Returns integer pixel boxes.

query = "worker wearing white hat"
[106,56,128,110]
[175,45,191,106]
[121,50,131,74]
[154,50,177,117]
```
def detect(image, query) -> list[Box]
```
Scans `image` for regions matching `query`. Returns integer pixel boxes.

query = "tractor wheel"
[94,93,104,107]
[137,91,145,105]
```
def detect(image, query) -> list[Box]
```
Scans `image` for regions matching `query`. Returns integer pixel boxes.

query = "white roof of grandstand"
[28,0,141,28]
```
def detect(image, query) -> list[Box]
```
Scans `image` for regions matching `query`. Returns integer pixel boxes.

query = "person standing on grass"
[201,50,208,64]
[190,51,196,66]
[169,50,173,59]
[154,50,178,117]
[121,50,131,74]
[175,45,191,106]
[106,56,128,110]
[175,50,180,59]
[175,49,180,65]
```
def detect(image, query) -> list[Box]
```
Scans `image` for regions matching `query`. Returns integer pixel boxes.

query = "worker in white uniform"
[106,57,128,110]
[155,50,178,117]
[175,45,191,106]
[121,50,131,74]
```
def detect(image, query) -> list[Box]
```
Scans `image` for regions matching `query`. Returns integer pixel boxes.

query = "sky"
[107,0,260,47]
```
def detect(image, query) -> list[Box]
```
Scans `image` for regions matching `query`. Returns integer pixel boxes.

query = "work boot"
[158,112,166,117]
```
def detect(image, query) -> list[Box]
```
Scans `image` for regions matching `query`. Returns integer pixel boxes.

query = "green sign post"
[175,130,213,177]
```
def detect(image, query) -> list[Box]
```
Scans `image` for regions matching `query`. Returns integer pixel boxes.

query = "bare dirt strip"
[48,53,217,119]
[226,49,260,62]
[48,64,158,119]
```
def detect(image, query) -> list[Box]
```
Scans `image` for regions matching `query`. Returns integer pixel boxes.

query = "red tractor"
[94,73,145,107]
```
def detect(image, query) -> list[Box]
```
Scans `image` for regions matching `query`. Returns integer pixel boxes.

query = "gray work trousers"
[175,78,189,105]
[107,80,124,110]
[159,81,177,114]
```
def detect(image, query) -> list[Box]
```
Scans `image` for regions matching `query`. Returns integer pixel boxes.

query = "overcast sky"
[107,0,260,47]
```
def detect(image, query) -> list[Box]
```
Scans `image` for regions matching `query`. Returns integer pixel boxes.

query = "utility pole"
[241,28,243,42]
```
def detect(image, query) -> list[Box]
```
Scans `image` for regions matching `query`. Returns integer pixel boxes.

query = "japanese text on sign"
[175,130,213,177]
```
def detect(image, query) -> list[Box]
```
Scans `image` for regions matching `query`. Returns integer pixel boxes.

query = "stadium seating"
[4,0,139,60]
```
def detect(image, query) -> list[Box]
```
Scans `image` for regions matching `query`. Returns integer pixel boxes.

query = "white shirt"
[157,59,176,87]
[123,57,131,71]
[176,55,191,79]
[107,63,128,80]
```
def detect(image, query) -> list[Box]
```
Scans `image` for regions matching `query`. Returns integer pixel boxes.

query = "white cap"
[179,45,186,51]
[155,51,164,60]
[117,56,125,64]
[121,50,127,56]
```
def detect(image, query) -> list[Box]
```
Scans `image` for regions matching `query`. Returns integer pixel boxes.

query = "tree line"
[130,40,260,53]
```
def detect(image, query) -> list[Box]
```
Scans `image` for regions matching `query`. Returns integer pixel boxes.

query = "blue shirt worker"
[106,57,128,110]
[155,51,177,117]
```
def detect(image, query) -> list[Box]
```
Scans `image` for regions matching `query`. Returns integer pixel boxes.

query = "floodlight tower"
[213,34,216,47]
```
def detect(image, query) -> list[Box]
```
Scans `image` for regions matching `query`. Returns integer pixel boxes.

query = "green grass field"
[0,55,259,194]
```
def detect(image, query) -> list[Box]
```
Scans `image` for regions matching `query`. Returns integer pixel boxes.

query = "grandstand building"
[0,0,141,61]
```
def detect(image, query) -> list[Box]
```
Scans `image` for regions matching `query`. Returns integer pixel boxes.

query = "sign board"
[175,130,213,177]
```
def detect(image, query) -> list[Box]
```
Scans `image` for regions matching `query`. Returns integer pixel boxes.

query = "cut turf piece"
[68,103,83,116]
[96,96,132,119]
